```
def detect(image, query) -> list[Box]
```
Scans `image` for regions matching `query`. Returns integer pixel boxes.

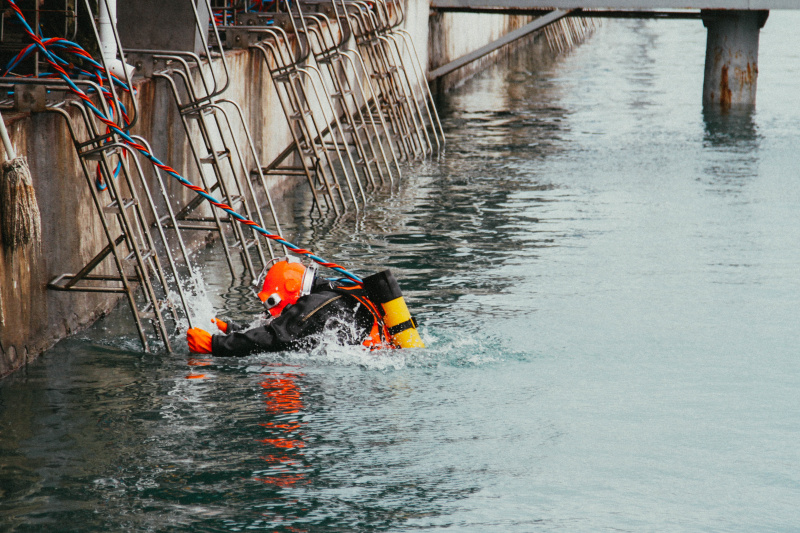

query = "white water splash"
[224,324,523,372]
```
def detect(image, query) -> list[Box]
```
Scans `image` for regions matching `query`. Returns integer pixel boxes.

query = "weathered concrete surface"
[0,111,111,377]
[0,46,296,379]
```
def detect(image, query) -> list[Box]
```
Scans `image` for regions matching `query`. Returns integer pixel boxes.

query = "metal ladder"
[0,0,197,352]
[214,2,363,215]
[211,0,444,215]
[127,0,284,279]
[254,30,355,215]
[344,0,424,159]
[0,0,211,352]
[384,0,446,154]
[301,1,400,186]
[342,0,444,158]
[1,78,183,353]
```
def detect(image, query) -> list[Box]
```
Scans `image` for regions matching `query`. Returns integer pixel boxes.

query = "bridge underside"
[434,6,703,18]
[431,1,782,109]
[431,0,797,9]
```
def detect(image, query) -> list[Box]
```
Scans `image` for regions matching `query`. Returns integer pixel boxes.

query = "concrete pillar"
[702,10,769,110]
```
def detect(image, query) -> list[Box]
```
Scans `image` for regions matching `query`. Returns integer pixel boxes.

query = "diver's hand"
[187,328,213,354]
[211,317,228,333]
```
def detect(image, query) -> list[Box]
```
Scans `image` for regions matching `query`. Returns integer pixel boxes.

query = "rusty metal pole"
[702,9,769,111]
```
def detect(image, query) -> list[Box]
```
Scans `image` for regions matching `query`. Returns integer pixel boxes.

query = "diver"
[186,256,403,357]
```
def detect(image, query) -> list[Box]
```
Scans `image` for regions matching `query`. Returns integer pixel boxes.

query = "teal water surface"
[2,15,800,531]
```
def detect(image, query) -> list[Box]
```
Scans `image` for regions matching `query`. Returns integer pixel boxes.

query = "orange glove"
[211,317,228,333]
[187,328,213,354]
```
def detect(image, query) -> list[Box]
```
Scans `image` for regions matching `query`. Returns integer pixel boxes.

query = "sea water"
[2,15,799,532]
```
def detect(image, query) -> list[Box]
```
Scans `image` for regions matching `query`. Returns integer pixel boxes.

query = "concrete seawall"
[0,2,594,378]
[428,10,595,91]
[0,45,298,378]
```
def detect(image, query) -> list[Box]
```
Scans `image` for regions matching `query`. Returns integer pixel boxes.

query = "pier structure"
[0,0,594,378]
[5,0,774,378]
[431,0,796,109]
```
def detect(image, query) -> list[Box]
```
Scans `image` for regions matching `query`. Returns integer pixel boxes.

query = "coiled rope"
[3,0,362,283]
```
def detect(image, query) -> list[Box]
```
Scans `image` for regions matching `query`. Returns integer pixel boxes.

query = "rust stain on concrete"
[719,64,732,110]
[734,61,758,92]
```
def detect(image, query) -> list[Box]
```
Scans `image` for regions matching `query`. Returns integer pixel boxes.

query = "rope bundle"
[0,156,41,249]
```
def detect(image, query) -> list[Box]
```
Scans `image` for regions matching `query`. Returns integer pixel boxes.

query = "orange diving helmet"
[254,257,317,316]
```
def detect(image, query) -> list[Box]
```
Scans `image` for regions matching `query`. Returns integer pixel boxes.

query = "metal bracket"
[126,53,156,79]
[224,13,295,49]
[13,85,47,113]
[226,27,257,49]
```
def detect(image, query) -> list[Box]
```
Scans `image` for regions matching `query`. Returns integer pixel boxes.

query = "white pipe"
[98,0,117,63]
[0,109,17,161]
[98,0,133,79]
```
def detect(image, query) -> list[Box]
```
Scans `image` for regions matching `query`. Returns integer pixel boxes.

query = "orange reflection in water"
[262,376,304,414]
[186,358,213,379]
[256,369,308,488]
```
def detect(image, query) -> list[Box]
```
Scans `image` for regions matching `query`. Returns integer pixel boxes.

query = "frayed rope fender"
[2,0,362,283]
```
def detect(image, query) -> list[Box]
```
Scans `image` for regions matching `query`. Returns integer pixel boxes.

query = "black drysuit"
[210,281,377,357]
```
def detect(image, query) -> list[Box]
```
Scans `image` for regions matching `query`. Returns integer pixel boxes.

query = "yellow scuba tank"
[362,270,425,348]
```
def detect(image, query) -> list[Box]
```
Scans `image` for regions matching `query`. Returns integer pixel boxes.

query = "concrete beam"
[117,0,209,55]
[428,10,571,80]
[432,6,703,18]
[702,9,769,109]
[432,0,798,10]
